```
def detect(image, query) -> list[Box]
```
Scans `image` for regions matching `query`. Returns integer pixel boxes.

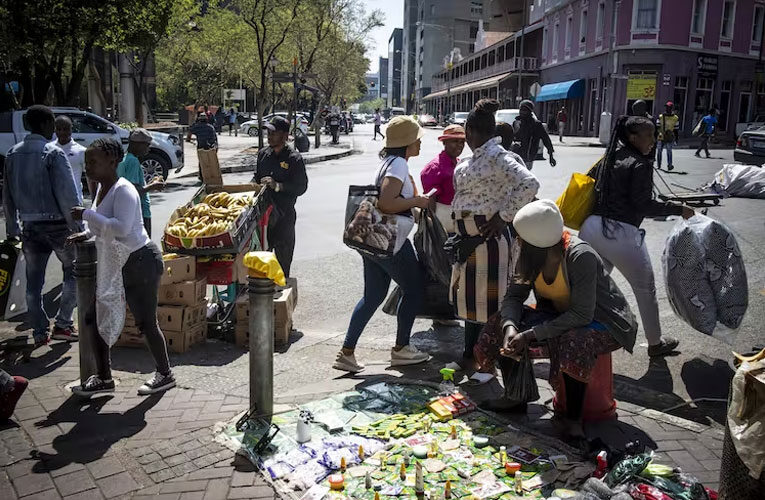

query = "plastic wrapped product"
[662,215,747,339]
[605,453,653,487]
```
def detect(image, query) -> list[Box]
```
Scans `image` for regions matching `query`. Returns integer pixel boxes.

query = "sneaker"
[137,372,176,395]
[694,152,701,157]
[33,335,49,349]
[648,336,680,357]
[333,351,365,373]
[72,375,115,398]
[390,345,430,366]
[51,327,79,342]
[667,164,674,171]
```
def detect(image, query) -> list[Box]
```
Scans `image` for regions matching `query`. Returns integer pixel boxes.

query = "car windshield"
[495,111,519,124]
[454,112,468,119]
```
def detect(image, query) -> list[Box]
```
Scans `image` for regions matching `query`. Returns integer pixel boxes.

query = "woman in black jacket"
[579,116,694,357]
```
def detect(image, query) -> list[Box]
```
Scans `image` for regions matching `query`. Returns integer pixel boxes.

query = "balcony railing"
[431,57,538,92]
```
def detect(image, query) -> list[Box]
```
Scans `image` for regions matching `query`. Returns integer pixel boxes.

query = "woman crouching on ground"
[69,138,175,397]
[484,200,637,440]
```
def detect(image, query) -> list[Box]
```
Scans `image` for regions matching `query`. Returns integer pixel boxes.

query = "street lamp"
[269,56,279,113]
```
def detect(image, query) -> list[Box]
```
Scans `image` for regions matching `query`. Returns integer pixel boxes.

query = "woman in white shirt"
[333,116,432,372]
[449,99,540,370]
[68,138,174,398]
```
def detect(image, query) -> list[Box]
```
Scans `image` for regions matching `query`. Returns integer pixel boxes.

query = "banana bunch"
[166,192,254,239]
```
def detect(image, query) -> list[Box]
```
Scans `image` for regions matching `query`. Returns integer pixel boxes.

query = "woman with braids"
[448,99,539,370]
[68,138,175,397]
[579,116,694,357]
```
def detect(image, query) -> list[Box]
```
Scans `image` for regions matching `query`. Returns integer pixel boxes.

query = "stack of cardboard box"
[234,278,297,348]
[116,254,208,353]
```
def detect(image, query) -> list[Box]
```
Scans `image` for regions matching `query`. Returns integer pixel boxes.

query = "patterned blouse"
[451,138,540,222]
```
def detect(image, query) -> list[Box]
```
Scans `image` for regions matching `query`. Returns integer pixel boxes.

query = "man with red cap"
[657,101,679,170]
[420,124,466,233]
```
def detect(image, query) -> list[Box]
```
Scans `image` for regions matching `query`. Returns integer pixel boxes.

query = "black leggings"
[563,373,587,420]
[94,242,171,379]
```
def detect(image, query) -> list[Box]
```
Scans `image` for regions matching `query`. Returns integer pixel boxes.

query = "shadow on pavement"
[30,393,163,472]
[111,339,245,375]
[5,285,65,333]
[0,341,72,377]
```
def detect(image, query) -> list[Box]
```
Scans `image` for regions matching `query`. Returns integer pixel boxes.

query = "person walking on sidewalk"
[3,105,81,347]
[482,200,637,441]
[695,109,717,158]
[254,116,308,278]
[373,108,385,140]
[334,116,432,373]
[656,101,679,171]
[420,124,465,233]
[185,114,221,183]
[556,106,567,143]
[449,99,540,371]
[69,138,175,397]
[118,129,165,237]
[228,107,238,136]
[579,116,694,357]
[513,100,556,170]
[51,116,87,202]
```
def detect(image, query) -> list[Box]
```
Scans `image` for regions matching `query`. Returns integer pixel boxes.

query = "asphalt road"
[3,123,763,425]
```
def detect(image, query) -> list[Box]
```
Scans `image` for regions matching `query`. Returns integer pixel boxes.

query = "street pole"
[248,276,275,420]
[74,241,99,384]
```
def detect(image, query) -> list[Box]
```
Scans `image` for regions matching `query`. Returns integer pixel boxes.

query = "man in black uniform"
[512,99,556,170]
[254,116,308,277]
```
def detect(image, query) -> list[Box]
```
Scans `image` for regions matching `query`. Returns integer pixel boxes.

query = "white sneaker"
[390,345,430,366]
[333,351,365,372]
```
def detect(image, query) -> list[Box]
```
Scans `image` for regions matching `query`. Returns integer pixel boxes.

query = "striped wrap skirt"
[450,214,515,323]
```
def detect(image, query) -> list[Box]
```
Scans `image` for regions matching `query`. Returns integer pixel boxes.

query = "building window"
[471,1,483,15]
[430,4,435,16]
[553,22,560,59]
[721,1,735,39]
[753,5,764,43]
[674,76,688,130]
[634,0,659,30]
[691,0,706,35]
[596,2,605,40]
[719,80,732,132]
[565,16,573,50]
[497,45,505,62]
[469,43,475,53]
[470,22,479,39]
[542,27,548,60]
[580,10,588,44]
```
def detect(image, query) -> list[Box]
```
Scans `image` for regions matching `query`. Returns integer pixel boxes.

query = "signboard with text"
[697,55,718,78]
[626,76,657,100]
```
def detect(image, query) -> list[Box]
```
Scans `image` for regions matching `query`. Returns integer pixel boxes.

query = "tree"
[313,34,369,107]
[358,98,384,114]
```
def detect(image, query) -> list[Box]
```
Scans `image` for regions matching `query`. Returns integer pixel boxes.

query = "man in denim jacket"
[3,105,82,347]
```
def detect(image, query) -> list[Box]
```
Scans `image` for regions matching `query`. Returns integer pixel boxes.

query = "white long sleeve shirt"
[83,178,150,254]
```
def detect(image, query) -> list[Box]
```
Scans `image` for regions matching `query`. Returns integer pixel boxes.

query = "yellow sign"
[627,76,657,100]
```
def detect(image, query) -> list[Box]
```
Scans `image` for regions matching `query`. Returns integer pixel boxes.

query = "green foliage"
[358,98,385,115]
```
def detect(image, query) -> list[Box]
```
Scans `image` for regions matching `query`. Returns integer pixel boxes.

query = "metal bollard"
[73,241,98,384]
[248,276,275,421]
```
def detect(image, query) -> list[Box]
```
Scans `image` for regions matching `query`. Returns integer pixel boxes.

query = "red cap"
[666,101,674,107]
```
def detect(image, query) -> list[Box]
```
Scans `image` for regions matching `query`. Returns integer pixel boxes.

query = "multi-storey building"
[379,57,389,103]
[402,0,419,112]
[362,73,380,101]
[388,29,404,108]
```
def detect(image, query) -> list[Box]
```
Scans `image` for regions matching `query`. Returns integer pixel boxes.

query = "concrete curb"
[563,142,735,150]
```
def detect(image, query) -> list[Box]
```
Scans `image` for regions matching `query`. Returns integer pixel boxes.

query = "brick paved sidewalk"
[1,337,725,499]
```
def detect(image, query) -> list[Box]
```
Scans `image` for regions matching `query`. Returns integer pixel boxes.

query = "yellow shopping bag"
[555,158,601,230]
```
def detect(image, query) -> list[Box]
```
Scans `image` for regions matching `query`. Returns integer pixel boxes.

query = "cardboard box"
[235,286,295,322]
[115,325,142,348]
[157,302,206,332]
[159,277,207,306]
[164,322,207,353]
[161,254,196,285]
[234,315,291,347]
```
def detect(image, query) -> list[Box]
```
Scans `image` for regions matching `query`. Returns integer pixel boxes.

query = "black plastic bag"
[414,209,451,286]
[503,350,540,403]
[382,279,456,320]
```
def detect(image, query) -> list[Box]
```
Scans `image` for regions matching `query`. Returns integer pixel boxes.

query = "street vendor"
[254,116,308,278]
[118,128,165,237]
[480,200,637,440]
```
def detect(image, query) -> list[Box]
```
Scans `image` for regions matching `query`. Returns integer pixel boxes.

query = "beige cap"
[513,199,564,248]
[128,128,152,143]
[385,116,424,148]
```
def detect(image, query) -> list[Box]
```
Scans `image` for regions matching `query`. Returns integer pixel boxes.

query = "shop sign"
[626,75,657,100]
[662,74,671,86]
[697,55,718,77]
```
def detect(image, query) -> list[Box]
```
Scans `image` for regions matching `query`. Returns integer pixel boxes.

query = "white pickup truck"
[0,107,184,186]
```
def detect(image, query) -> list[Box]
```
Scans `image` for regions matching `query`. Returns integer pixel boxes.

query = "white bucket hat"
[513,199,564,248]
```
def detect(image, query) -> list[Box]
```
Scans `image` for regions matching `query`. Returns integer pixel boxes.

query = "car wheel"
[141,152,170,183]
[247,127,258,137]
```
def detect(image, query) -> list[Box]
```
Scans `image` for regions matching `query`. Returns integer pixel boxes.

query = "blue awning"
[535,79,585,102]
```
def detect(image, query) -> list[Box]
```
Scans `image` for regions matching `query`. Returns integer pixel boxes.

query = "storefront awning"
[423,72,511,101]
[535,79,585,102]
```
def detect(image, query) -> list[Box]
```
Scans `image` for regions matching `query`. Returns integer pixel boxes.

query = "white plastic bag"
[708,164,765,199]
[662,215,748,341]
[95,237,132,346]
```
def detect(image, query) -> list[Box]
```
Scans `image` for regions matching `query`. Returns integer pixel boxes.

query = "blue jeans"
[657,141,673,168]
[344,240,424,349]
[21,222,76,341]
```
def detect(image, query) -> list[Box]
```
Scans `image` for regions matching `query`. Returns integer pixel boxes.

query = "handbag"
[692,118,704,137]
[443,234,486,265]
[343,158,410,257]
[555,157,601,230]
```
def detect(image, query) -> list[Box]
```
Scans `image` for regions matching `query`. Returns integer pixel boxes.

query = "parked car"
[450,111,469,126]
[418,114,438,127]
[0,107,183,187]
[239,112,309,136]
[353,114,367,125]
[734,126,765,166]
[735,114,765,137]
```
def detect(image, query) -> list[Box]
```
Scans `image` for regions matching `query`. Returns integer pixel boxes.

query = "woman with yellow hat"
[334,116,432,372]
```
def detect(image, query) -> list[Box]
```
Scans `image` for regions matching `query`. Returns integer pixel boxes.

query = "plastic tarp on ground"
[707,164,765,198]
